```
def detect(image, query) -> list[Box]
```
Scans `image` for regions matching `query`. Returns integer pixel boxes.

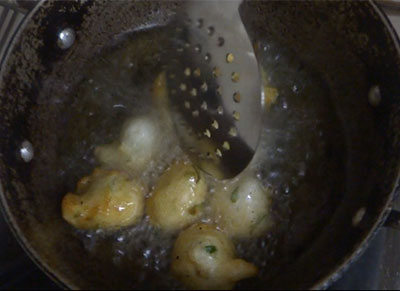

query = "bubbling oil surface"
[54,27,346,289]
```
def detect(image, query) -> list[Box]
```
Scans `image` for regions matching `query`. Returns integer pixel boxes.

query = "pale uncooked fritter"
[62,168,145,230]
[211,175,272,238]
[95,72,174,174]
[95,114,166,174]
[171,224,258,290]
[147,161,207,232]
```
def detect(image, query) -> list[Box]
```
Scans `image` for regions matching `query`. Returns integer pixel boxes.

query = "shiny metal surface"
[19,140,34,163]
[0,1,25,63]
[56,27,75,50]
[168,0,262,179]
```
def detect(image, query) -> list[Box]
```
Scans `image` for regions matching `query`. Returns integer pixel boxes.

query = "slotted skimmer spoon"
[166,0,263,179]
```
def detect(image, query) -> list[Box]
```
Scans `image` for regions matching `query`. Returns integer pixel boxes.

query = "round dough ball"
[62,168,145,230]
[171,224,258,290]
[95,72,175,174]
[212,175,271,238]
[95,114,166,173]
[147,161,207,232]
[119,115,162,168]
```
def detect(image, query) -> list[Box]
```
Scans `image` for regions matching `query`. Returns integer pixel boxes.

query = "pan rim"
[0,0,399,290]
[312,3,400,289]
[0,0,77,289]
